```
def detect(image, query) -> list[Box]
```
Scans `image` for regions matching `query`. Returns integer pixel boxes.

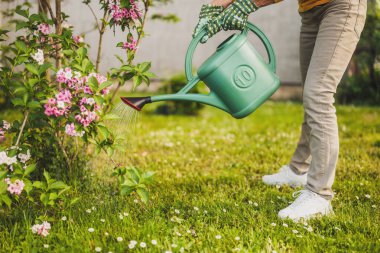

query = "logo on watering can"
[233,65,256,88]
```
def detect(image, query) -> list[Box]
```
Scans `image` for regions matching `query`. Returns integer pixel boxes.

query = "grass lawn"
[0,101,379,252]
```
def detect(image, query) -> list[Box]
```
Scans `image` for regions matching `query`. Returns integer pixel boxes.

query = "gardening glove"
[193,4,224,38]
[202,0,258,43]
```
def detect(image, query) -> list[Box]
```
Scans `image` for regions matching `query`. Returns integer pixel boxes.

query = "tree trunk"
[55,0,62,70]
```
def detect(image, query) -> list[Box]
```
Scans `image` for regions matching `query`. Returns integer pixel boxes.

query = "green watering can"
[121,22,280,119]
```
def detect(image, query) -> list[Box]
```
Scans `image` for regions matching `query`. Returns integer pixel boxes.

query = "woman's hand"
[202,0,258,43]
[192,4,224,38]
[210,0,234,8]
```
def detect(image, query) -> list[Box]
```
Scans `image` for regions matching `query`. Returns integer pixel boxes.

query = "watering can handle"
[185,22,277,81]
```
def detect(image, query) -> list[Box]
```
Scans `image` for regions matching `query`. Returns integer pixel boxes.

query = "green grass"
[1,101,379,252]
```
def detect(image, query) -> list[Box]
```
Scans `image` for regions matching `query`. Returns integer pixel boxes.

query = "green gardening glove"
[202,0,258,43]
[193,4,224,38]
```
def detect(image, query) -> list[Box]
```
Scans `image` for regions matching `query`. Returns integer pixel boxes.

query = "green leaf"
[69,197,80,207]
[23,179,33,195]
[139,62,151,73]
[136,187,149,203]
[106,147,114,156]
[25,64,39,76]
[28,78,40,88]
[127,167,140,184]
[49,192,58,201]
[63,50,74,56]
[24,164,36,176]
[43,170,50,182]
[81,58,90,72]
[16,22,29,31]
[33,181,46,190]
[1,195,12,208]
[121,178,136,187]
[15,8,29,18]
[99,81,114,90]
[40,192,49,206]
[0,181,8,194]
[144,71,156,78]
[14,87,27,95]
[133,76,142,90]
[97,125,110,139]
[120,186,134,196]
[58,186,71,196]
[87,76,99,92]
[27,101,41,109]
[0,171,7,180]
[93,95,104,106]
[49,181,68,190]
[15,41,27,52]
[38,63,52,75]
[29,14,42,22]
[141,171,155,184]
[11,98,24,107]
[23,93,29,106]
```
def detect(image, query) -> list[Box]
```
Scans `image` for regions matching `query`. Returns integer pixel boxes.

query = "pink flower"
[75,109,99,127]
[72,35,84,43]
[55,89,72,103]
[48,98,56,105]
[80,97,88,105]
[83,86,92,94]
[65,123,76,136]
[122,40,137,51]
[7,179,25,195]
[102,87,111,95]
[0,151,17,166]
[56,68,73,84]
[37,23,51,35]
[108,0,141,23]
[31,221,51,237]
[65,123,83,137]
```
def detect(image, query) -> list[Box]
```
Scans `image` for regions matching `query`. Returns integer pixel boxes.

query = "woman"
[193,0,367,221]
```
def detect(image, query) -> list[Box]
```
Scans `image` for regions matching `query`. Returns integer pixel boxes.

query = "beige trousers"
[289,0,367,199]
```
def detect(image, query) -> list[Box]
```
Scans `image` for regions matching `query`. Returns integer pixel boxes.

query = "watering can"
[121,22,280,119]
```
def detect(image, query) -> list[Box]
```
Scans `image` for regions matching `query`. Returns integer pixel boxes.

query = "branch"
[134,0,149,55]
[85,2,101,33]
[39,0,56,23]
[54,133,72,171]
[95,10,109,72]
[15,110,29,146]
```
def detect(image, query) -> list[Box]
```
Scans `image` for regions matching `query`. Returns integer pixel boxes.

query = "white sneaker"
[278,190,334,222]
[262,165,307,187]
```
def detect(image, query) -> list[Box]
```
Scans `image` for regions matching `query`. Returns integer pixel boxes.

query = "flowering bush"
[0,0,147,211]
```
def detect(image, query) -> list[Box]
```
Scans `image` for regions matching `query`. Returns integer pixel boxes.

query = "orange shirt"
[298,0,331,12]
[274,0,331,12]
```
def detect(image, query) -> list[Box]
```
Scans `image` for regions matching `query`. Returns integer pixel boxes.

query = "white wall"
[1,0,302,83]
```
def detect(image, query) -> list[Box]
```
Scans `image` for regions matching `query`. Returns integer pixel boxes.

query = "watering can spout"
[121,96,152,111]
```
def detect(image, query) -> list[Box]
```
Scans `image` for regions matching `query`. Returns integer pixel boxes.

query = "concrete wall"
[1,0,302,84]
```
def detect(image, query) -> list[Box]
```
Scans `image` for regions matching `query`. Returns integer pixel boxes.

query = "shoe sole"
[262,180,306,188]
[279,205,334,222]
